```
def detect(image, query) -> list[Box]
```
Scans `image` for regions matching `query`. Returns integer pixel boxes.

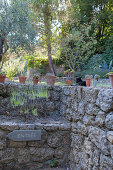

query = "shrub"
[74,69,110,79]
[2,58,26,80]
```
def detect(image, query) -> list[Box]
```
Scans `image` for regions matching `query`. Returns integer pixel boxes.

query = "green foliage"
[83,54,105,70]
[0,71,6,75]
[33,74,39,79]
[26,55,48,69]
[25,54,63,75]
[104,72,113,77]
[84,53,113,71]
[2,58,26,80]
[57,72,64,77]
[74,69,110,79]
[0,0,36,61]
[50,159,58,168]
[61,25,97,70]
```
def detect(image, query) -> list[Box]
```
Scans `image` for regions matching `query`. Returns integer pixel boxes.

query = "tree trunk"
[0,37,3,62]
[47,38,56,76]
[43,4,56,76]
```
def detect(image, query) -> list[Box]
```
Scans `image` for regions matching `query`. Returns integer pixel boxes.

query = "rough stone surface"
[88,126,109,155]
[0,83,113,169]
[105,112,113,130]
[107,131,113,143]
[0,121,70,169]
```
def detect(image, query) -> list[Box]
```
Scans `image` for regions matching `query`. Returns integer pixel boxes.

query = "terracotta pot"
[45,75,56,85]
[0,75,6,83]
[65,80,73,85]
[109,74,113,88]
[33,79,39,85]
[19,76,26,84]
[85,78,91,87]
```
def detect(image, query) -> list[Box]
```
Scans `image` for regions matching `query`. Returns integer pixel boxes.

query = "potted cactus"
[64,69,74,85]
[93,74,100,87]
[105,72,113,88]
[18,71,26,84]
[0,71,6,83]
[33,75,39,85]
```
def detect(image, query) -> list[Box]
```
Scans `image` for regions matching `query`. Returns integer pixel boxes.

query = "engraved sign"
[7,130,41,141]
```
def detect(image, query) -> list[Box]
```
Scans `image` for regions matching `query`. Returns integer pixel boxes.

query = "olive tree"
[0,0,36,62]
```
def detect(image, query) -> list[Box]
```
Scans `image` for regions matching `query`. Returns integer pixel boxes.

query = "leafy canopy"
[0,0,36,61]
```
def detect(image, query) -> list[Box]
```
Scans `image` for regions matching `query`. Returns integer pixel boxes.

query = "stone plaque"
[7,130,41,141]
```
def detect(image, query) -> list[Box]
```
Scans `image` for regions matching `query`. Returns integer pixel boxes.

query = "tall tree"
[0,0,36,62]
[68,0,113,40]
[31,0,61,75]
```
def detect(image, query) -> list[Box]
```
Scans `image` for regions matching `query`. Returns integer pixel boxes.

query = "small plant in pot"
[18,72,26,84]
[85,75,92,87]
[93,74,100,87]
[33,75,39,85]
[0,71,6,83]
[105,72,113,88]
[45,73,56,85]
[64,69,74,85]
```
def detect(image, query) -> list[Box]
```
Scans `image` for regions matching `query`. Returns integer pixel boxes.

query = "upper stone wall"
[60,86,113,170]
[0,83,62,122]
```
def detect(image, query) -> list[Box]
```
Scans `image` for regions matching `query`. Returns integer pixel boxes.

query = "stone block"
[107,131,113,144]
[71,133,84,150]
[99,154,113,170]
[0,148,16,163]
[88,126,109,155]
[0,123,19,131]
[83,87,99,103]
[18,148,30,163]
[105,112,113,130]
[94,111,105,126]
[47,133,63,148]
[72,122,88,136]
[30,147,54,162]
[96,89,113,112]
[0,139,6,149]
[8,140,26,148]
[83,115,94,125]
[85,103,99,115]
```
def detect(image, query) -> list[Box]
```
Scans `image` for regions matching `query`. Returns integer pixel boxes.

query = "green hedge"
[74,69,111,79]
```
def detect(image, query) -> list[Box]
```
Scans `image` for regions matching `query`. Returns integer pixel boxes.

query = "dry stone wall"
[0,83,113,169]
[60,86,113,170]
[0,121,71,170]
[0,83,62,122]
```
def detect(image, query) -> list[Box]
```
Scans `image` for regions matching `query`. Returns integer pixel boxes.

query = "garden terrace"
[0,83,113,169]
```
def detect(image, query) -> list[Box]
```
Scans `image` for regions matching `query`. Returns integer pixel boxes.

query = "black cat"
[71,77,86,86]
[76,77,86,86]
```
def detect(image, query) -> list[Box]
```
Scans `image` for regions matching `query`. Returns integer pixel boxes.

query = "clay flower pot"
[0,75,6,83]
[65,80,73,85]
[85,78,91,87]
[33,79,39,85]
[18,76,26,84]
[45,75,56,85]
[109,74,113,88]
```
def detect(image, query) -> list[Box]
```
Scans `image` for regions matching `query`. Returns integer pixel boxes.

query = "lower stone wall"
[60,86,113,170]
[0,121,71,170]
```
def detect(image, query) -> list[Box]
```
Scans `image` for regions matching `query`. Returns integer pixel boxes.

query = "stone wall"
[60,86,113,170]
[0,83,62,122]
[0,121,71,170]
[0,83,113,169]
